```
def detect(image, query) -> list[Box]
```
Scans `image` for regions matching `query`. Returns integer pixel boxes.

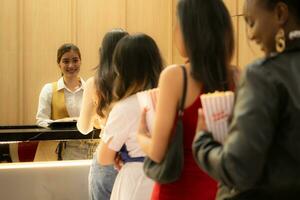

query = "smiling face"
[244,0,280,55]
[58,50,81,78]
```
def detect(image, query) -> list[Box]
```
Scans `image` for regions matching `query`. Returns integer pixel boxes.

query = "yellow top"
[34,82,69,161]
[51,82,69,120]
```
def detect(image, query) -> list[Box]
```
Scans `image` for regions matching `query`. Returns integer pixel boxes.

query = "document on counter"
[48,117,78,129]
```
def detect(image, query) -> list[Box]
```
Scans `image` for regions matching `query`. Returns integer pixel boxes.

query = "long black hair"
[95,29,128,118]
[112,33,164,101]
[177,0,234,92]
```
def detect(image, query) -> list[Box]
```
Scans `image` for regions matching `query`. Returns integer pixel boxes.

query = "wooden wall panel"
[22,0,73,124]
[126,0,173,65]
[231,16,238,68]
[238,0,245,15]
[224,0,238,67]
[171,0,185,65]
[224,0,237,16]
[76,0,126,79]
[0,0,20,125]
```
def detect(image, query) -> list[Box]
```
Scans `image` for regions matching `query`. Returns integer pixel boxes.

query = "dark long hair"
[177,0,234,92]
[112,33,164,101]
[95,29,128,118]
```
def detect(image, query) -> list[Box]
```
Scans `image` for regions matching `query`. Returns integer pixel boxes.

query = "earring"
[275,28,286,53]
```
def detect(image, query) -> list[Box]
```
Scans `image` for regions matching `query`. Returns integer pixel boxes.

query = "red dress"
[151,96,217,200]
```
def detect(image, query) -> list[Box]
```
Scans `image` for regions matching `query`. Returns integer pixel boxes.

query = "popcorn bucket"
[200,91,234,143]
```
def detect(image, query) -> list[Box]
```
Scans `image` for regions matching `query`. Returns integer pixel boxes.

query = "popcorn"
[200,91,234,143]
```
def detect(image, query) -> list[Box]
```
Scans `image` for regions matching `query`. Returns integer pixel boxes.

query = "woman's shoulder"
[161,64,183,75]
[40,82,53,93]
[85,76,95,85]
[159,64,184,85]
[242,57,279,86]
[37,82,54,100]
[116,94,139,108]
[111,95,140,115]
[84,77,96,90]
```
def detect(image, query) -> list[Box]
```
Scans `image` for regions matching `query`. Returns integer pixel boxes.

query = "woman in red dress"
[137,0,235,199]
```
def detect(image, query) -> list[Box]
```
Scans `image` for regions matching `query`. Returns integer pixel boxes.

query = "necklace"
[289,30,300,40]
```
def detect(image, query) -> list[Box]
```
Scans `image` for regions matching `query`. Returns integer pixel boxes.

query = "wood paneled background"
[0,0,263,125]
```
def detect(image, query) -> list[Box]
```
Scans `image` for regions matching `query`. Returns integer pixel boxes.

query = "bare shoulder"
[160,64,183,84]
[158,65,184,101]
[84,77,97,92]
[85,77,95,87]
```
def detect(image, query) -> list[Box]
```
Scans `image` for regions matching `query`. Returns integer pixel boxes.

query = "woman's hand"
[114,154,124,171]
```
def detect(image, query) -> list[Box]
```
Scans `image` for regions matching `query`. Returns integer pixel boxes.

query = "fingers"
[114,155,123,171]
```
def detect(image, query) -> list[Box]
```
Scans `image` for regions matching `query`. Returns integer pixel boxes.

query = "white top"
[102,94,154,200]
[36,77,85,126]
[101,94,145,158]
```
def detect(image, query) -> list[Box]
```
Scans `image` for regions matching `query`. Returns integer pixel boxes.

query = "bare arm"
[77,77,98,135]
[98,98,137,165]
[138,66,182,163]
[98,139,117,165]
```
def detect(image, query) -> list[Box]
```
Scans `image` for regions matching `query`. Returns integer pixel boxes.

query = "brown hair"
[57,43,81,64]
[112,33,164,101]
[95,29,129,118]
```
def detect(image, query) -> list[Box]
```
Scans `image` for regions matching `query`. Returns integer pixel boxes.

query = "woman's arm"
[137,65,182,163]
[98,138,117,165]
[98,99,137,165]
[77,77,98,135]
[36,84,53,126]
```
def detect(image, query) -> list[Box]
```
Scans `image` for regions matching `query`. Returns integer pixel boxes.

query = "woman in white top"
[35,43,94,160]
[98,33,163,200]
[77,29,129,200]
